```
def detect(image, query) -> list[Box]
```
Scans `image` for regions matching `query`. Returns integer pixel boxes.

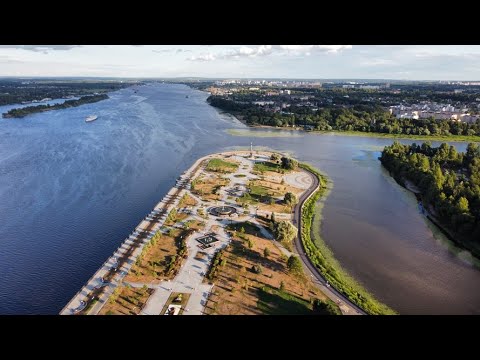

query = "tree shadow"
[256,286,312,315]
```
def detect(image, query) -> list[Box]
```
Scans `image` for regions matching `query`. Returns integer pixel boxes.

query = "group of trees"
[281,157,298,170]
[208,95,480,137]
[2,94,109,118]
[380,141,480,253]
[271,220,297,246]
[0,79,133,106]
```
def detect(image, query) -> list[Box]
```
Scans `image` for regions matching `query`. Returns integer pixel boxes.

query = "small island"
[380,141,480,258]
[2,94,109,118]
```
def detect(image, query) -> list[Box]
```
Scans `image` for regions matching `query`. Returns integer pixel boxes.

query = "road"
[292,168,367,315]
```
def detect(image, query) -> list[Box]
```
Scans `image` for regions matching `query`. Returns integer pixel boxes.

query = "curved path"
[293,168,367,315]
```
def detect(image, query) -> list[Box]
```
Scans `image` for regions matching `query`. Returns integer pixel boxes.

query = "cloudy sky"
[0,45,479,80]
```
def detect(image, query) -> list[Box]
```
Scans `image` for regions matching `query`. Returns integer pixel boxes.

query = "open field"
[203,221,337,315]
[206,158,239,173]
[124,229,184,283]
[99,286,154,315]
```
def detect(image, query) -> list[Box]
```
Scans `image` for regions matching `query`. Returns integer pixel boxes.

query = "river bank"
[387,173,480,262]
[298,163,396,314]
[2,94,109,118]
[214,108,480,143]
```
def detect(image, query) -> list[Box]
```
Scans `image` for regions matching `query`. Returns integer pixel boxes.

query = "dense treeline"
[2,94,109,118]
[380,141,480,256]
[0,80,133,106]
[208,96,480,137]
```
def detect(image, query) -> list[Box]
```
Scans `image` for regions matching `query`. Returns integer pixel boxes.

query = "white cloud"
[360,58,397,66]
[187,45,352,61]
[0,45,81,53]
[277,45,352,53]
[153,48,192,54]
[187,53,217,61]
[224,45,273,58]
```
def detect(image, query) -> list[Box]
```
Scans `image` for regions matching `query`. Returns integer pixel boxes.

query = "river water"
[0,83,478,314]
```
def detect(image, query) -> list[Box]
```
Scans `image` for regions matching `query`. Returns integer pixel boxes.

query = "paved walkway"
[62,150,345,316]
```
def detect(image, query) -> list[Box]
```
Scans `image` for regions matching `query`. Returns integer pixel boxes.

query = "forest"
[2,94,109,118]
[380,141,480,257]
[208,96,480,137]
[0,79,134,106]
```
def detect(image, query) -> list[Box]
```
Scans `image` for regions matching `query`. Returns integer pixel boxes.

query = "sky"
[1,45,480,80]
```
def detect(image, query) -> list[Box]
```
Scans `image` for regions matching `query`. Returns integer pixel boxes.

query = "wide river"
[0,83,479,314]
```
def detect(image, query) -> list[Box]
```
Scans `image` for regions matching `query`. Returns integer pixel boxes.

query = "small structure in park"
[209,205,237,217]
[196,233,220,249]
[164,304,181,315]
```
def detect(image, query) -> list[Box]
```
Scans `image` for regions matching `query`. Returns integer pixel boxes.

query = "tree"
[271,212,276,223]
[457,196,470,213]
[284,192,297,205]
[287,255,303,275]
[313,299,341,315]
[263,247,271,258]
[272,221,297,245]
[252,265,262,274]
[270,153,280,162]
[281,157,297,170]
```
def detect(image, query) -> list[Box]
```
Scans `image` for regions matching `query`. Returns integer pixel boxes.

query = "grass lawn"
[257,286,312,315]
[160,292,191,315]
[124,229,183,283]
[253,161,280,174]
[192,176,229,202]
[203,221,336,315]
[178,193,198,208]
[99,286,154,315]
[206,158,239,173]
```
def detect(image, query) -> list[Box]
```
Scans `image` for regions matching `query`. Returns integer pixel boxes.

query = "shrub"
[263,247,271,258]
[287,255,303,275]
[272,220,297,245]
[313,299,342,315]
[252,265,263,274]
[284,192,297,205]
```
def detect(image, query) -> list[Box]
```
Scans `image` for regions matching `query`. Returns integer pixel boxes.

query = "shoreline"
[213,108,480,143]
[391,174,480,262]
[2,94,109,119]
[296,163,396,315]
[60,152,212,315]
[61,149,379,315]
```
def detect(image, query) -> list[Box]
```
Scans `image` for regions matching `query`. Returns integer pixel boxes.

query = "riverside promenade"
[60,154,211,315]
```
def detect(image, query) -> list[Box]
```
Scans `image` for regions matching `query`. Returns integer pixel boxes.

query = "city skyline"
[1,45,480,80]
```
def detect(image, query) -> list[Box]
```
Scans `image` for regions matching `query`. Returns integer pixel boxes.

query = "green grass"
[229,124,480,143]
[253,161,280,173]
[227,129,303,138]
[206,158,239,173]
[226,221,261,237]
[249,185,270,196]
[298,162,397,315]
[238,184,277,205]
[322,130,480,143]
[257,286,312,315]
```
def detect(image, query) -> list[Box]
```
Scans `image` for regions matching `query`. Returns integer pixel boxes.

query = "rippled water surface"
[0,83,478,314]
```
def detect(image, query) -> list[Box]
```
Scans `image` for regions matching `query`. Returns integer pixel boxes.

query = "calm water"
[0,83,479,314]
